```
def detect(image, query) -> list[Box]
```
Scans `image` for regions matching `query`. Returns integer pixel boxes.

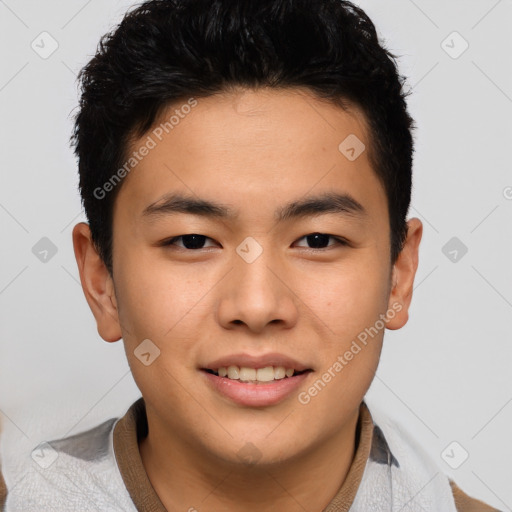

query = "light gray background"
[1,0,511,508]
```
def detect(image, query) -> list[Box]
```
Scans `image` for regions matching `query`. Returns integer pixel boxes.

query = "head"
[72,0,422,467]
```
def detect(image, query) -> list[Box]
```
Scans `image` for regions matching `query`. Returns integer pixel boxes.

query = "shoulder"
[0,464,6,511]
[450,480,502,512]
[364,402,500,512]
[4,417,136,512]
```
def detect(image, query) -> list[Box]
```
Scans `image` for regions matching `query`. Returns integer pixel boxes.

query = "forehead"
[114,87,387,226]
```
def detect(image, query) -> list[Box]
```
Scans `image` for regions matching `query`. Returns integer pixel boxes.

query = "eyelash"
[160,233,349,252]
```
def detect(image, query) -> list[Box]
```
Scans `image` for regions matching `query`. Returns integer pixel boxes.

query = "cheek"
[113,256,210,405]
[299,277,386,420]
[294,256,389,408]
[298,256,390,341]
[114,250,222,384]
[114,250,202,342]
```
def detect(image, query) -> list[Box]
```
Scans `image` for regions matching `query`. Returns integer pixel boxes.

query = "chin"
[205,430,310,468]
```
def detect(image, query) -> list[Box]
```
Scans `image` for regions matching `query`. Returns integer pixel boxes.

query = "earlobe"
[72,222,122,343]
[385,217,423,330]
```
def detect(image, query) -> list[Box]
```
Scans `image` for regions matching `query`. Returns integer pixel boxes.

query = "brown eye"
[294,233,347,250]
[162,234,216,250]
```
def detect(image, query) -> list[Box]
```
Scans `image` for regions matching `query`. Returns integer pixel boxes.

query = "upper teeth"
[217,366,295,382]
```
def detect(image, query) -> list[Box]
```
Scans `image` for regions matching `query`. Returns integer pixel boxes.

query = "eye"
[161,234,218,250]
[160,233,348,251]
[294,233,348,250]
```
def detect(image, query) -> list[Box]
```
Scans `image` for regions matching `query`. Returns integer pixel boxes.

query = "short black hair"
[72,0,415,275]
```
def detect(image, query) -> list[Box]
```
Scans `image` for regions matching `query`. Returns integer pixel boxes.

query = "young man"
[3,0,499,510]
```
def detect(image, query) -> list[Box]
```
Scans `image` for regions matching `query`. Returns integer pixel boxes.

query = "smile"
[201,367,313,407]
[203,365,310,383]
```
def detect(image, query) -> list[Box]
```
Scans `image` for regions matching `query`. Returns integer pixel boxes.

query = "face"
[73,87,422,467]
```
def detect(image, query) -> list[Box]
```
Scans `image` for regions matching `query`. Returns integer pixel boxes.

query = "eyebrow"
[141,191,367,223]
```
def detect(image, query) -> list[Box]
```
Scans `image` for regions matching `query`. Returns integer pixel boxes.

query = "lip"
[201,369,312,407]
[202,352,312,372]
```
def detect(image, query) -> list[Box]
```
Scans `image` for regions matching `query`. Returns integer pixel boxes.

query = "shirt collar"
[113,397,375,511]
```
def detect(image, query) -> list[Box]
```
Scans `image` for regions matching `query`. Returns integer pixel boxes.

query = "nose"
[216,247,299,334]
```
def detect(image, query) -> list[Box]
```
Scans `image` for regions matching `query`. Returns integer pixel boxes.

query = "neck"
[139,407,360,512]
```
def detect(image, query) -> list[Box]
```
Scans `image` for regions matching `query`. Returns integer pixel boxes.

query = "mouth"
[201,366,312,384]
[200,366,313,407]
[200,353,314,406]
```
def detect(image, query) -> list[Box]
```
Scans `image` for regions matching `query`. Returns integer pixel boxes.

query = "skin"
[73,87,422,511]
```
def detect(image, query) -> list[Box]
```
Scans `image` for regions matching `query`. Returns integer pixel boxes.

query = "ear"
[72,222,122,342]
[385,217,423,330]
